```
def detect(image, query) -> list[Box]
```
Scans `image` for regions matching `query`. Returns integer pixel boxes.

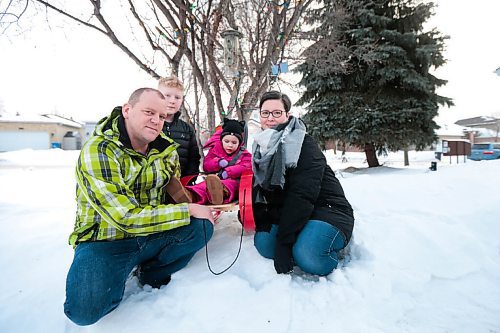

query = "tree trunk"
[403,149,409,166]
[364,143,380,167]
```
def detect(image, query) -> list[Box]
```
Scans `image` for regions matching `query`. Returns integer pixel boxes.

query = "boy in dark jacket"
[158,76,201,177]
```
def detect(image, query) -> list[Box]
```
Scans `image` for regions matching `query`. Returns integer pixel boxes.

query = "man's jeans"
[64,217,213,326]
[254,220,346,276]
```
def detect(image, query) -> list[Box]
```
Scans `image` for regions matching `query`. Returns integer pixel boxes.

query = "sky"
[1,1,500,123]
[430,0,500,123]
[0,2,156,122]
[0,148,499,332]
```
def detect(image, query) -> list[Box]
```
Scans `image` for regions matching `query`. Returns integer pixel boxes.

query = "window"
[472,144,491,149]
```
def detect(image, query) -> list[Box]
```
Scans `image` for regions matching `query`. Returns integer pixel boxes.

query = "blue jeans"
[64,218,213,326]
[254,220,346,276]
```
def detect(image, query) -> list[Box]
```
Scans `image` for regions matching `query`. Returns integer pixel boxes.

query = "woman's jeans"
[254,220,346,276]
[64,218,213,326]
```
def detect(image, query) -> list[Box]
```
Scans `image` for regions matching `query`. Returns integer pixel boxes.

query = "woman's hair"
[259,90,292,113]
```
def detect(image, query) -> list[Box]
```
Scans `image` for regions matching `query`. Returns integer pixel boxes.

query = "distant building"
[455,116,500,131]
[83,121,99,143]
[0,113,85,152]
[325,122,468,153]
[465,127,499,143]
[436,123,467,141]
[454,116,500,143]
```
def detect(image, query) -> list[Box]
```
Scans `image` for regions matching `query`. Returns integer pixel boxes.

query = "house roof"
[0,113,84,128]
[435,122,466,136]
[454,116,499,127]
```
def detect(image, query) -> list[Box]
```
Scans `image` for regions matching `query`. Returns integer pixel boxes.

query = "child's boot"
[166,177,192,203]
[206,174,224,205]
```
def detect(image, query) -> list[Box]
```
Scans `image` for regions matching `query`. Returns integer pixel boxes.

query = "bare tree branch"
[14,0,316,132]
[33,0,105,34]
[88,0,161,78]
[128,0,172,65]
[32,0,161,78]
[0,0,29,32]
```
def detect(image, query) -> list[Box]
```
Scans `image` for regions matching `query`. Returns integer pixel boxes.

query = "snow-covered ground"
[0,149,499,333]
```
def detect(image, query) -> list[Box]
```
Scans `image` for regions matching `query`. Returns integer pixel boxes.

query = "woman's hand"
[274,244,294,274]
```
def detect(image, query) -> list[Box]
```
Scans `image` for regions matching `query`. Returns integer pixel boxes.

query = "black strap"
[227,147,244,167]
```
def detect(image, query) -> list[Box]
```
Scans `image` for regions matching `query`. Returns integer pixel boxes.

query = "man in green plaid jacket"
[64,88,214,326]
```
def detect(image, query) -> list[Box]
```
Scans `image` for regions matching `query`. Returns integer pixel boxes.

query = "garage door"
[0,131,50,152]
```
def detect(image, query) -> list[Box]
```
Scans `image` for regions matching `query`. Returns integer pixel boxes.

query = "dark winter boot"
[135,265,172,289]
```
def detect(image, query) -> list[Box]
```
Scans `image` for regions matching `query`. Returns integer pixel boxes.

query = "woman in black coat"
[252,91,354,276]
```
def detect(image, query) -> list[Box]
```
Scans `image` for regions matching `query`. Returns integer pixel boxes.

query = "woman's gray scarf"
[252,116,306,197]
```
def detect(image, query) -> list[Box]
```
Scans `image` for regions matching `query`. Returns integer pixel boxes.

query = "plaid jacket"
[69,108,190,247]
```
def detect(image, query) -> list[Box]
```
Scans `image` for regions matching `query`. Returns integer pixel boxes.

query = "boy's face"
[157,85,183,117]
[221,134,240,155]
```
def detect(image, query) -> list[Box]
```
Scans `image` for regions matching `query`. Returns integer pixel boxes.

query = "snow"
[435,122,466,137]
[0,148,499,333]
[474,127,499,139]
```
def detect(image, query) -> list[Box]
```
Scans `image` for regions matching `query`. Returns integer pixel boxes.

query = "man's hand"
[188,203,215,225]
[274,243,294,274]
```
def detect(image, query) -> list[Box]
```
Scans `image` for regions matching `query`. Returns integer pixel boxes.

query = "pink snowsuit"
[187,130,252,204]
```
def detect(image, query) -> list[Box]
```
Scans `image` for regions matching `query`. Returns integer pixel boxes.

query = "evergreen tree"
[296,0,452,167]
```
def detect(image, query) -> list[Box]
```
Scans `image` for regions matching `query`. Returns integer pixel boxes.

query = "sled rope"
[202,189,246,275]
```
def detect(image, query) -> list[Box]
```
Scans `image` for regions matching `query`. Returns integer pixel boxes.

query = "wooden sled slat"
[207,202,239,212]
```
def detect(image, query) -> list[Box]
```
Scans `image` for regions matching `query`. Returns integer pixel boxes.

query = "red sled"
[180,170,255,231]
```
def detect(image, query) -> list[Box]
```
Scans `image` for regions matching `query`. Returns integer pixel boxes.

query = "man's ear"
[122,103,131,119]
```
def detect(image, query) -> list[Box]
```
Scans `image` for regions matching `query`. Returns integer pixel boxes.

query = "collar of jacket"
[165,110,182,126]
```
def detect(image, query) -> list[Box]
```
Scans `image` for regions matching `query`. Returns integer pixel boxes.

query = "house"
[83,121,99,143]
[454,116,500,143]
[468,127,500,143]
[455,115,500,130]
[0,113,85,152]
[436,123,467,141]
